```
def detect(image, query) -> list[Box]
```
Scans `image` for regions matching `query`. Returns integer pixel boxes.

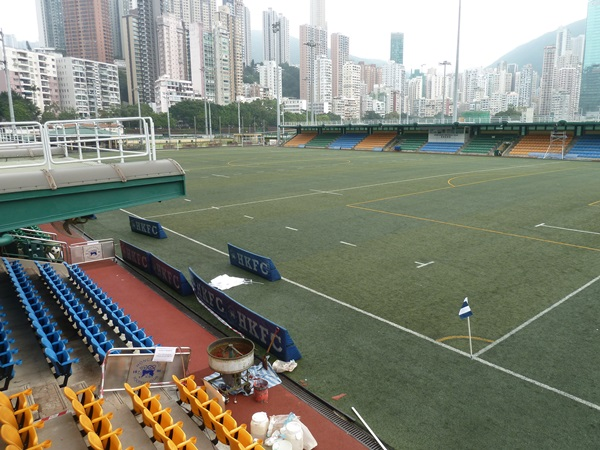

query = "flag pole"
[467,315,473,359]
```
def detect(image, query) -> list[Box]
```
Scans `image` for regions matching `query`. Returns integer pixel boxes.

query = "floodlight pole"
[304,41,317,125]
[273,21,281,146]
[452,0,462,123]
[439,61,451,123]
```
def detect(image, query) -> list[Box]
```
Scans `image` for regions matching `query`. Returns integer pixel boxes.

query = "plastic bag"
[265,413,318,450]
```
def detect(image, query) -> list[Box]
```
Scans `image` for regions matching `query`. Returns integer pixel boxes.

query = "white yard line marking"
[212,174,230,178]
[340,241,356,247]
[285,227,298,231]
[146,162,555,220]
[535,223,600,236]
[476,274,600,357]
[310,189,343,196]
[415,261,434,268]
[119,209,600,414]
[244,215,254,219]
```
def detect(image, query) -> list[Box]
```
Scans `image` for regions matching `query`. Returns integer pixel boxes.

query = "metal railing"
[0,117,156,170]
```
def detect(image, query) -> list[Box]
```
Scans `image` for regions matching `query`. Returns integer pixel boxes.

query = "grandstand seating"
[63,262,158,353]
[564,134,600,160]
[328,133,368,150]
[304,133,341,148]
[396,134,428,151]
[354,132,398,151]
[283,132,317,148]
[509,133,573,158]
[461,135,504,155]
[420,142,463,154]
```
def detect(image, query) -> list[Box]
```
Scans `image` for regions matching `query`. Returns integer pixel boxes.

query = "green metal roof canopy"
[0,159,186,233]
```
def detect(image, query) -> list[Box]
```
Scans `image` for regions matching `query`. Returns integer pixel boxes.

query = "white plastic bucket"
[272,440,293,450]
[250,411,268,442]
[283,421,304,450]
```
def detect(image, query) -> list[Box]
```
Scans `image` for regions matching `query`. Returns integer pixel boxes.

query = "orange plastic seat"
[172,375,203,405]
[124,382,161,415]
[0,391,38,427]
[0,405,37,430]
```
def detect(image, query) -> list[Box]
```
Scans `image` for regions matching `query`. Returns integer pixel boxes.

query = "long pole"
[467,316,473,359]
[452,0,462,123]
[351,407,387,450]
[273,22,281,146]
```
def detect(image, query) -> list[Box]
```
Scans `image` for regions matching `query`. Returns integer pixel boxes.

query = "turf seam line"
[476,274,600,357]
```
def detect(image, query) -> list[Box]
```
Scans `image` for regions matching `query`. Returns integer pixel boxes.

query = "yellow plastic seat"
[172,375,203,405]
[124,382,161,415]
[153,424,196,449]
[163,438,199,450]
[0,405,37,430]
[0,423,52,449]
[78,414,121,441]
[211,411,246,447]
[63,386,96,408]
[87,430,132,450]
[131,394,169,419]
[0,391,38,427]
[141,407,182,442]
[71,398,105,422]
[229,427,264,450]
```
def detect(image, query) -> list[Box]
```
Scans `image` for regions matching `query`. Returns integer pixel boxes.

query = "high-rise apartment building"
[310,0,327,30]
[331,33,349,98]
[157,14,189,80]
[580,0,600,115]
[538,46,556,117]
[0,47,60,112]
[314,55,332,105]
[62,0,114,63]
[57,56,120,117]
[257,61,282,100]
[36,0,66,53]
[121,1,160,104]
[299,24,327,105]
[390,33,404,64]
[263,8,290,64]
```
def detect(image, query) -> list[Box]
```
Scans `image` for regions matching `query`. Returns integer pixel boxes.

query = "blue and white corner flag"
[459,297,473,319]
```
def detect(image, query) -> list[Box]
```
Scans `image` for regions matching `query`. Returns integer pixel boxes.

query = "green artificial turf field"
[82,147,600,449]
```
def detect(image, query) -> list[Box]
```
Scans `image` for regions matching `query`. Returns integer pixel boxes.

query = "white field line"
[340,241,357,247]
[211,174,230,178]
[474,356,600,412]
[476,274,600,357]
[286,227,298,231]
[244,215,254,219]
[535,223,600,236]
[145,162,557,219]
[120,209,600,412]
[309,189,343,196]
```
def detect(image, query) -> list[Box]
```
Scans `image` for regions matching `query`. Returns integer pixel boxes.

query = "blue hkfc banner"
[129,216,168,239]
[120,240,153,274]
[189,268,301,362]
[227,243,281,281]
[151,254,193,295]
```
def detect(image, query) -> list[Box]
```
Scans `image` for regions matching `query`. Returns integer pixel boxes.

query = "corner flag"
[459,297,473,319]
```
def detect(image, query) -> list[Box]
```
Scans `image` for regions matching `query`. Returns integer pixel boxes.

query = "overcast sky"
[0,0,590,70]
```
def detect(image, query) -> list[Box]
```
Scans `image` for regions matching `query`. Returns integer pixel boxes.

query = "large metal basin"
[207,337,255,375]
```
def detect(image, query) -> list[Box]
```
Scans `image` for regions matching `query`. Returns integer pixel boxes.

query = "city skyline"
[0,0,590,71]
